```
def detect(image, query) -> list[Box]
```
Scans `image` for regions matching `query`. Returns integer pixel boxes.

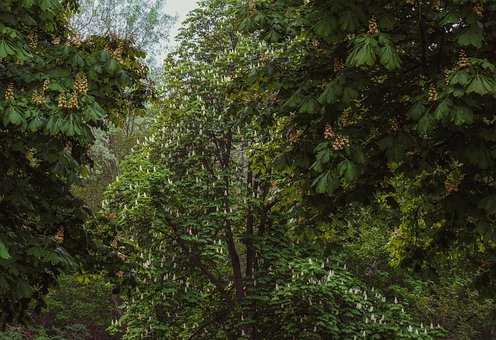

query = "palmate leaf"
[3,107,24,126]
[466,74,496,96]
[312,171,339,194]
[28,115,45,132]
[434,98,452,120]
[0,240,10,259]
[452,105,474,126]
[449,70,471,86]
[314,17,336,38]
[337,159,358,183]
[346,36,377,68]
[319,79,343,105]
[457,27,484,48]
[378,45,401,70]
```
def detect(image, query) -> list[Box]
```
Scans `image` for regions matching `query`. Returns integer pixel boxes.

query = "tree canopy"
[2,0,496,338]
[0,0,149,326]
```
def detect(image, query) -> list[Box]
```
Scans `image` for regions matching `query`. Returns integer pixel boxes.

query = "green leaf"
[457,28,483,48]
[16,281,33,298]
[337,160,358,183]
[434,99,452,120]
[449,70,471,86]
[107,59,119,74]
[408,102,426,121]
[312,171,339,194]
[342,87,359,104]
[28,116,44,132]
[4,107,24,126]
[479,195,496,215]
[346,37,377,68]
[48,82,64,92]
[314,18,336,38]
[466,74,496,96]
[40,0,52,11]
[378,45,401,70]
[440,12,460,26]
[319,79,342,105]
[0,240,10,259]
[452,106,474,125]
[299,98,319,114]
[0,41,8,59]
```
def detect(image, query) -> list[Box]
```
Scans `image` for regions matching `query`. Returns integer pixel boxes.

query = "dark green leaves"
[0,240,10,260]
[337,159,358,184]
[347,34,400,70]
[458,27,484,48]
[347,36,377,68]
[3,107,24,126]
[378,44,401,70]
[466,74,496,96]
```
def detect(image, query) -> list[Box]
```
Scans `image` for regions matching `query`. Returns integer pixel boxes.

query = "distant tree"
[71,0,175,66]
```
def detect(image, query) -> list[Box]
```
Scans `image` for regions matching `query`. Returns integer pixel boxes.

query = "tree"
[97,0,444,338]
[0,0,149,326]
[238,0,496,285]
[71,0,175,67]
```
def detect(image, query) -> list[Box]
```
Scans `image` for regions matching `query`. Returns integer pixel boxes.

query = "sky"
[166,0,200,44]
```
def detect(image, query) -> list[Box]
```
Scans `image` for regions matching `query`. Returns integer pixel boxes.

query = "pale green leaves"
[347,35,401,70]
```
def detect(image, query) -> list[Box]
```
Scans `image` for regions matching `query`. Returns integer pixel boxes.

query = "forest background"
[1,0,496,339]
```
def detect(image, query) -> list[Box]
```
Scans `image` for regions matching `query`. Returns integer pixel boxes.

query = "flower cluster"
[58,92,78,110]
[444,167,464,193]
[4,83,14,101]
[31,80,50,105]
[27,32,38,49]
[445,176,460,193]
[67,33,82,47]
[136,63,148,77]
[334,58,345,72]
[368,17,378,35]
[443,68,452,86]
[74,73,88,95]
[289,129,302,143]
[473,3,484,17]
[58,73,88,110]
[427,84,438,102]
[457,50,470,68]
[324,124,350,150]
[106,45,124,63]
[390,118,400,132]
[54,227,64,243]
[32,89,46,105]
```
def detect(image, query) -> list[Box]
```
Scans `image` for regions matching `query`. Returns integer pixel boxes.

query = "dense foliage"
[237,0,496,280]
[93,0,455,338]
[2,0,496,338]
[0,0,148,327]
